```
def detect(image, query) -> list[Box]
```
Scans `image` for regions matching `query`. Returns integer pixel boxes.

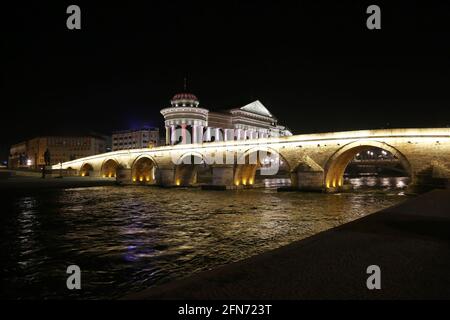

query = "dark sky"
[2,1,450,160]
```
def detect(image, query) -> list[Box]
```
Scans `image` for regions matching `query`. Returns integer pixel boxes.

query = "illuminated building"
[112,127,160,151]
[8,135,108,169]
[8,142,28,168]
[161,93,292,145]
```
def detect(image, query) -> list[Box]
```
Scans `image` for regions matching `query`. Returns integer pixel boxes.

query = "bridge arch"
[131,155,158,184]
[174,151,206,165]
[324,140,412,189]
[101,159,120,178]
[175,152,210,186]
[235,146,291,187]
[80,163,94,177]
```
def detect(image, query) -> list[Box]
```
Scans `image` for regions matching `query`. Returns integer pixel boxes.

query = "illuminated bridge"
[52,128,450,192]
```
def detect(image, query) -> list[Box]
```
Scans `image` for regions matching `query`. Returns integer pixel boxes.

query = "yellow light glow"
[235,181,240,186]
[146,176,150,182]
[109,173,112,178]
[242,179,247,185]
[81,173,85,177]
[132,177,136,182]
[139,177,143,182]
[249,179,254,185]
[176,180,181,186]
[102,174,106,178]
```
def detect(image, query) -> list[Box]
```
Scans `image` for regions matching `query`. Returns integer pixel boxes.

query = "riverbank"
[126,189,450,299]
[0,176,117,191]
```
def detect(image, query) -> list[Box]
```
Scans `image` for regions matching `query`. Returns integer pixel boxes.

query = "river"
[0,177,410,299]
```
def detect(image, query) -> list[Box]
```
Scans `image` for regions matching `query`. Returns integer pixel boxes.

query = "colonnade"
[165,126,271,145]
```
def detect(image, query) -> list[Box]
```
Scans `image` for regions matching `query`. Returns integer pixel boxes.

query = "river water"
[0,177,409,299]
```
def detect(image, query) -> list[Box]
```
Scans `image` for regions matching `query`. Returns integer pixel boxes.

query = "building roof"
[171,93,199,102]
[240,100,273,117]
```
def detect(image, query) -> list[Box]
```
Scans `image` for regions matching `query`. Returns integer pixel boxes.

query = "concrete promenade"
[127,189,450,299]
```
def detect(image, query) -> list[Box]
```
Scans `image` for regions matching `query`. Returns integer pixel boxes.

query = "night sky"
[2,1,450,161]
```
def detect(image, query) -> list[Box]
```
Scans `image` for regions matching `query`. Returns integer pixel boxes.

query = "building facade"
[8,135,108,169]
[8,142,28,168]
[160,93,292,145]
[112,127,160,151]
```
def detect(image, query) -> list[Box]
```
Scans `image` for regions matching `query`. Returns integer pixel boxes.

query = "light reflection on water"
[0,177,409,299]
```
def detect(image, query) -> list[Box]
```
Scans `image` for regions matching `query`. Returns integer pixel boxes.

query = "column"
[230,129,235,141]
[198,125,204,143]
[215,128,221,142]
[206,127,211,142]
[165,126,170,145]
[224,129,231,141]
[192,125,197,144]
[170,125,176,145]
[181,124,187,144]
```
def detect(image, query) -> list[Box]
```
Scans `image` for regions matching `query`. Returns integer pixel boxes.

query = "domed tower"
[160,93,209,145]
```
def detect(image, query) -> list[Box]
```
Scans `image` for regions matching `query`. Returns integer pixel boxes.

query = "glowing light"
[81,173,85,177]
[109,173,112,178]
[249,179,254,185]
[146,176,150,182]
[139,177,143,182]
[176,180,181,186]
[235,181,240,186]
[102,174,106,178]
[242,179,247,185]
[132,177,136,182]
[26,159,32,166]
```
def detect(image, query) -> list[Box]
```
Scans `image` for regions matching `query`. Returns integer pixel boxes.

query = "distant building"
[8,135,108,169]
[160,93,292,145]
[112,127,160,151]
[9,141,28,168]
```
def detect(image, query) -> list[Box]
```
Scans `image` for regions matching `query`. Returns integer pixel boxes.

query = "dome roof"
[171,93,199,102]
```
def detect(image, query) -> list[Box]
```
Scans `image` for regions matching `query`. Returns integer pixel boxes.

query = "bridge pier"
[406,163,450,194]
[157,167,176,187]
[212,165,235,188]
[117,167,132,184]
[295,170,325,192]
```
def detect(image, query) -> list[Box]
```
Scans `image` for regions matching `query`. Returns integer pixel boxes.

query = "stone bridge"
[52,128,450,192]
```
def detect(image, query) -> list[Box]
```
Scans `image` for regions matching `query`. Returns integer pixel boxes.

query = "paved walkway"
[126,190,450,299]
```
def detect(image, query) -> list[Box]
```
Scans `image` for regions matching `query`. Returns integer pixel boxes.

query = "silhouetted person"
[44,148,51,166]
[42,148,51,178]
